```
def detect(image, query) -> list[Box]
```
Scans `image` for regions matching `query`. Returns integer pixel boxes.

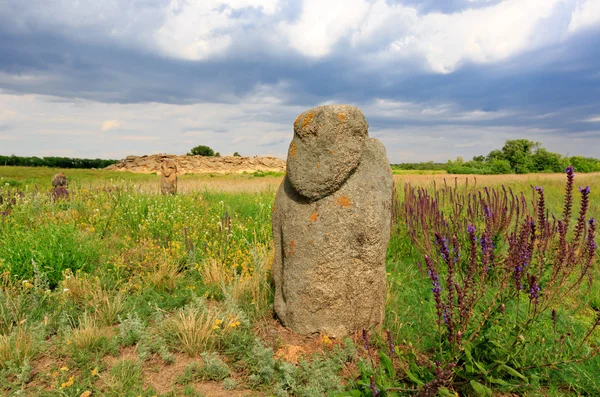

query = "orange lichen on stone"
[337,196,351,208]
[288,240,295,256]
[329,149,334,155]
[302,112,314,128]
[309,211,318,222]
[294,113,302,127]
[308,239,313,244]
[317,162,320,169]
[289,141,297,158]
[337,113,346,123]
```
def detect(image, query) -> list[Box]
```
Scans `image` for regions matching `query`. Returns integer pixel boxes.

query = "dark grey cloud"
[1,0,600,161]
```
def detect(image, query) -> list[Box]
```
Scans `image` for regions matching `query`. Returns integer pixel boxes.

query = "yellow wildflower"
[80,391,92,397]
[91,367,98,376]
[59,366,69,372]
[322,335,332,345]
[61,376,75,389]
[229,321,241,328]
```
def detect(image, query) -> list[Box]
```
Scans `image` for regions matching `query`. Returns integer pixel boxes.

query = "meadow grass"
[0,166,598,396]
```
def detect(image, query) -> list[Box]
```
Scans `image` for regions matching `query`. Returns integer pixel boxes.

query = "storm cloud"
[0,0,599,162]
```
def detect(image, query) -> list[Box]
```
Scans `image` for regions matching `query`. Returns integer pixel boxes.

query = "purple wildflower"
[361,329,370,352]
[386,330,395,357]
[425,255,444,325]
[369,376,379,396]
[564,166,575,227]
[528,274,540,303]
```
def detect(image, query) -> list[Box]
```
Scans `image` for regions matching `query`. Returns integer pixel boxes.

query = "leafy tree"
[500,139,539,174]
[233,152,241,157]
[486,149,504,162]
[0,155,118,168]
[531,148,564,172]
[187,145,215,156]
[489,159,512,174]
[569,156,600,173]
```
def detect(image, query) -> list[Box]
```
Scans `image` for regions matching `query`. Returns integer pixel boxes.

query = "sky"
[0,0,599,163]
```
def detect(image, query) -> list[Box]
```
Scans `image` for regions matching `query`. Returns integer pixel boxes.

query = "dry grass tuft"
[90,290,125,326]
[200,258,234,288]
[61,271,100,304]
[62,271,124,326]
[0,326,37,367]
[226,248,273,318]
[68,313,114,351]
[141,260,183,292]
[163,306,220,356]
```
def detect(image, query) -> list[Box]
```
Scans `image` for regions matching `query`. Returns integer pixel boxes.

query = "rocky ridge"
[105,154,286,174]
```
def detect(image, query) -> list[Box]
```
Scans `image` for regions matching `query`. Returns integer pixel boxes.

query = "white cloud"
[363,99,515,122]
[279,0,370,58]
[569,0,600,33]
[281,0,600,73]
[101,119,121,131]
[2,0,599,74]
[584,116,600,123]
[154,0,279,60]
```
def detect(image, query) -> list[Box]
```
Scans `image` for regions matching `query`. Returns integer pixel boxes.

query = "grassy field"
[0,167,598,396]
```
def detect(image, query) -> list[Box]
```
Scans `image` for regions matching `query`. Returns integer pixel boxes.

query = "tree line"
[0,155,118,169]
[392,139,600,174]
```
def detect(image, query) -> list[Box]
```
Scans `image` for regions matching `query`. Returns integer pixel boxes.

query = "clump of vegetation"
[0,155,118,169]
[0,166,598,395]
[393,139,600,174]
[348,166,599,396]
[187,145,217,156]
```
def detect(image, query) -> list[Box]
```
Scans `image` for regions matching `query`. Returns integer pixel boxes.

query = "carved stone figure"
[160,159,178,195]
[52,172,68,188]
[272,104,394,337]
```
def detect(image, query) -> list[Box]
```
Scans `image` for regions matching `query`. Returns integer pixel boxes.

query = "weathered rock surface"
[287,105,368,201]
[105,154,286,174]
[160,159,178,195]
[273,104,394,337]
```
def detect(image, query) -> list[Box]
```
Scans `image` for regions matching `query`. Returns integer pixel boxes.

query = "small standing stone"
[160,159,178,195]
[51,172,69,200]
[272,104,394,337]
[52,172,68,188]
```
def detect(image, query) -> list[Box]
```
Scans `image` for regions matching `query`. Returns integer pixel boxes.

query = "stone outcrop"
[272,104,394,337]
[160,159,178,195]
[105,154,286,174]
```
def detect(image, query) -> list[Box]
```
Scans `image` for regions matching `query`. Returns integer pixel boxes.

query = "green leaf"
[498,364,528,382]
[470,380,492,397]
[438,386,458,396]
[330,391,363,397]
[379,351,396,379]
[487,377,511,386]
[404,368,425,387]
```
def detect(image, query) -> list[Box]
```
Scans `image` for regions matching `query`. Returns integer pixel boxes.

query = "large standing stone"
[160,159,178,195]
[272,104,394,337]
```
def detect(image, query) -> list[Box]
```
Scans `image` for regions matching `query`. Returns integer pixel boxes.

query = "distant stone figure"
[160,159,178,195]
[272,104,394,337]
[52,172,68,188]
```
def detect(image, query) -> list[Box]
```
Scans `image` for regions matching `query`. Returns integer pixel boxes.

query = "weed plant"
[348,168,599,396]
